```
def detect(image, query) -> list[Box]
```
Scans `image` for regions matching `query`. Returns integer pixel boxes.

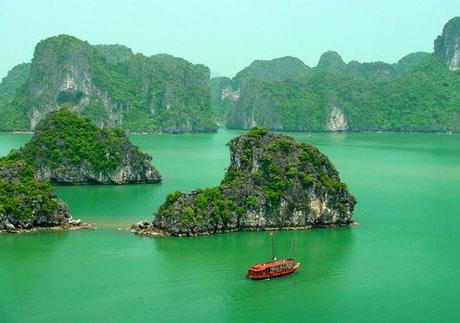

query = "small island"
[132,128,356,237]
[9,108,162,185]
[0,159,85,232]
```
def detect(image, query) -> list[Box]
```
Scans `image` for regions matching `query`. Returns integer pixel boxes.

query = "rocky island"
[0,34,217,133]
[132,128,356,236]
[0,159,84,232]
[9,108,162,184]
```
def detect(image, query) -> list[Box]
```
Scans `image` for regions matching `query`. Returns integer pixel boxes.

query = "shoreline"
[0,222,94,234]
[1,127,459,136]
[130,221,358,238]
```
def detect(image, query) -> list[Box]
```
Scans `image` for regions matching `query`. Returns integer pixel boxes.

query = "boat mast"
[270,230,276,260]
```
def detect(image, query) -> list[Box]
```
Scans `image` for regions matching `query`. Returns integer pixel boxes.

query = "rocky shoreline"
[130,220,358,237]
[0,220,93,234]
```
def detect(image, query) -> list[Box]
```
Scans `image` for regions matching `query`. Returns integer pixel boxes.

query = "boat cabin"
[247,258,298,279]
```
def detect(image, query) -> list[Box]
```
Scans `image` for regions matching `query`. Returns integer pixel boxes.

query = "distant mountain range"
[1,17,459,133]
[214,17,460,133]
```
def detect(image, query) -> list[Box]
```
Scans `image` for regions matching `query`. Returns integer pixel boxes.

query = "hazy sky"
[0,0,458,79]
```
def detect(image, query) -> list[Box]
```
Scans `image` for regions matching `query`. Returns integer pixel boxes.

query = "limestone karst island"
[1,2,460,321]
[132,128,355,236]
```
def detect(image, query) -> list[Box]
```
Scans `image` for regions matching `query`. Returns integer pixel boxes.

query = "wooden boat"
[247,232,301,280]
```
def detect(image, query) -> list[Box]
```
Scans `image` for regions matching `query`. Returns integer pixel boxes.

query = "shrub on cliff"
[132,128,356,236]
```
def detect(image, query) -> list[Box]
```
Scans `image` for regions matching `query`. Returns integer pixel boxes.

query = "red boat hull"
[247,259,300,280]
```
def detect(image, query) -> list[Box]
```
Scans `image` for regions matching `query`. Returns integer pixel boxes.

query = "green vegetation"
[0,35,216,133]
[88,50,216,133]
[247,127,269,138]
[233,56,310,85]
[9,108,146,175]
[0,63,31,130]
[152,129,355,234]
[0,63,30,106]
[0,159,59,221]
[210,76,235,122]
[158,186,235,227]
[227,54,460,132]
[93,44,133,64]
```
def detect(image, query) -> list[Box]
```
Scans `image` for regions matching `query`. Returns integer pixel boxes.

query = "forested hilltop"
[7,108,162,185]
[0,35,217,133]
[132,128,356,237]
[214,17,460,133]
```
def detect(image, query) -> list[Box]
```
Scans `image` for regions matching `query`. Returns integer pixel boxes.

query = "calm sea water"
[1,129,459,322]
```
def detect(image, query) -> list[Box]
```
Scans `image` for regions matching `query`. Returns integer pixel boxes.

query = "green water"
[1,129,459,322]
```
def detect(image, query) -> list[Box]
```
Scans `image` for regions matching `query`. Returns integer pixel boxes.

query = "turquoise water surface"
[1,129,459,322]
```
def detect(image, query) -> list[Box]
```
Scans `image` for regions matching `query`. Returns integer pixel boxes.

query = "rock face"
[12,108,162,185]
[0,160,84,232]
[210,76,237,121]
[327,106,348,131]
[0,34,217,133]
[131,128,356,236]
[435,17,460,72]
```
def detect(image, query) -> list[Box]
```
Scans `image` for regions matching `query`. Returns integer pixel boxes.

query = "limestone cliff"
[0,160,84,232]
[11,108,162,185]
[226,49,460,132]
[225,17,460,133]
[435,17,460,72]
[210,76,238,121]
[327,106,348,131]
[132,128,356,236]
[0,35,216,133]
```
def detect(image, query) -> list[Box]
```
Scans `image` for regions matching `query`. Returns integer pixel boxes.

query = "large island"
[132,128,356,236]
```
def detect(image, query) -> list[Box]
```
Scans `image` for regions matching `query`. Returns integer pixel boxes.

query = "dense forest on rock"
[0,35,217,133]
[7,108,162,184]
[132,128,356,236]
[0,159,81,232]
[214,17,460,133]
